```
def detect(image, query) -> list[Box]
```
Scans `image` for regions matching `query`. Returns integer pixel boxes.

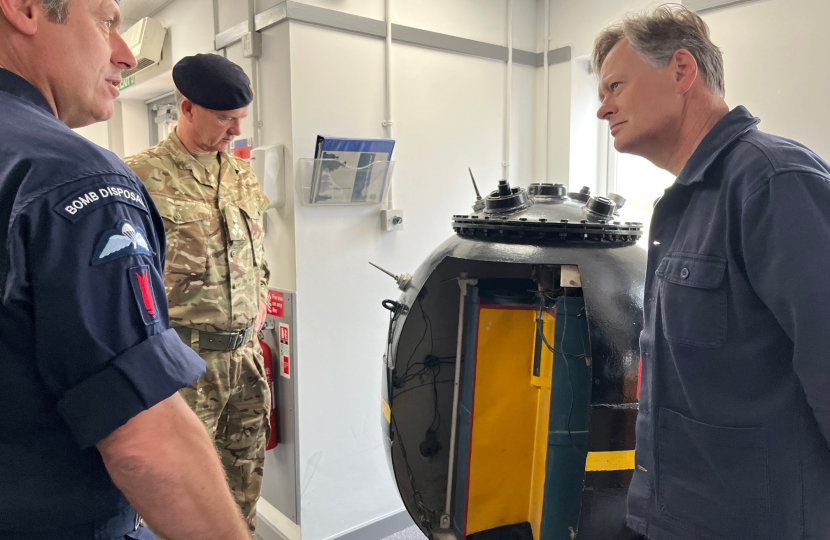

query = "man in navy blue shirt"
[593,5,830,540]
[0,1,251,539]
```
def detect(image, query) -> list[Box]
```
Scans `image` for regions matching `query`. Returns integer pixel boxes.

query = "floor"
[381,525,428,540]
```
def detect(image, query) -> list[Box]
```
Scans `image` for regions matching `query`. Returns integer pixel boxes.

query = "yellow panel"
[381,397,391,424]
[528,311,555,540]
[585,450,636,471]
[467,307,550,535]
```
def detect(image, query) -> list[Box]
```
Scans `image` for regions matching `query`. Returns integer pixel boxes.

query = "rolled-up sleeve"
[57,328,204,448]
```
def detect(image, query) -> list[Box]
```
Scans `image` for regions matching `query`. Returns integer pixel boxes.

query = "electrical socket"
[381,209,404,232]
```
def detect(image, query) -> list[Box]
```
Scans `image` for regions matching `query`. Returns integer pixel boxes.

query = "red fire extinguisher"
[259,337,279,450]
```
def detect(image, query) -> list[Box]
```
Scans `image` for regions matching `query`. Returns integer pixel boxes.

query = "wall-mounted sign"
[268,290,285,318]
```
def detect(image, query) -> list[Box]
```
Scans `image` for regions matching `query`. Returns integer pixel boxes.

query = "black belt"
[176,326,254,352]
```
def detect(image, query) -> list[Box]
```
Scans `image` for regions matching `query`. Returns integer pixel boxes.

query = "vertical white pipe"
[444,278,476,522]
[503,0,513,181]
[213,0,220,42]
[213,0,226,58]
[384,0,395,209]
[248,0,262,148]
[544,0,550,183]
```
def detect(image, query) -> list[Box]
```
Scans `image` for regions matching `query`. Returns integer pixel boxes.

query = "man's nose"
[597,99,617,121]
[111,30,137,71]
[228,119,243,136]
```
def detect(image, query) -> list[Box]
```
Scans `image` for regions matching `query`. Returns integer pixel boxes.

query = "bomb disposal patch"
[128,264,158,325]
[55,184,149,223]
[91,220,154,266]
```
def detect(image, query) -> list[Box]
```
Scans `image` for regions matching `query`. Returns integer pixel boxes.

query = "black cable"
[399,297,433,383]
[391,413,433,532]
[388,296,445,462]
[428,364,441,433]
[536,289,588,458]
[423,301,434,358]
[392,379,455,399]
[537,291,586,361]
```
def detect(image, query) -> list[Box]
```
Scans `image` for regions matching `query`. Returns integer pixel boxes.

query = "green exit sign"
[118,76,135,91]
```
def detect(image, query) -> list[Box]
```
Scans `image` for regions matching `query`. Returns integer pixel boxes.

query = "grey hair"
[592,4,725,98]
[39,0,71,24]
[174,89,186,111]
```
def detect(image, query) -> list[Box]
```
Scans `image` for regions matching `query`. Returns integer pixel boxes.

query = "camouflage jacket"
[125,130,269,332]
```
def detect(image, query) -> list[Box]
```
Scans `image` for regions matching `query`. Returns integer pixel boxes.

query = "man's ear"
[0,0,42,36]
[671,49,699,95]
[180,100,195,122]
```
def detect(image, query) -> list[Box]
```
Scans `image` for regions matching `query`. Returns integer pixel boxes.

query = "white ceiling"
[120,0,176,29]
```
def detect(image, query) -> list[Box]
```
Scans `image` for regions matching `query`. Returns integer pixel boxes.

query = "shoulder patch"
[128,264,159,325]
[55,183,149,223]
[92,220,155,266]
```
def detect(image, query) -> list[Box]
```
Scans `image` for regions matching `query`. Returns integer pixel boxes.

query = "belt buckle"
[229,331,241,351]
[230,326,252,351]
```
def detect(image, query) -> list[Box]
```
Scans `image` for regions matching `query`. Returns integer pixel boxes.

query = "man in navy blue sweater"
[593,5,830,540]
[0,1,250,538]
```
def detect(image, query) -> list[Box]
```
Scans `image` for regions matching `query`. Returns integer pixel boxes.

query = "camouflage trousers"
[175,327,271,534]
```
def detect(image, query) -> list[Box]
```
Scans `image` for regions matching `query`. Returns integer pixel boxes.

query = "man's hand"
[255,301,267,332]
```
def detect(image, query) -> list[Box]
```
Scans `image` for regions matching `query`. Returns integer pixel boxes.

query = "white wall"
[703,0,830,159]
[121,100,151,157]
[567,54,602,192]
[395,0,537,51]
[151,0,215,61]
[73,121,110,148]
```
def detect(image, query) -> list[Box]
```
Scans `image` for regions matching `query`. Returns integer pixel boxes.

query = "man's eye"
[103,20,114,30]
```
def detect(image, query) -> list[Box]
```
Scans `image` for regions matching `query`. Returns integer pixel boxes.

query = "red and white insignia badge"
[128,265,158,325]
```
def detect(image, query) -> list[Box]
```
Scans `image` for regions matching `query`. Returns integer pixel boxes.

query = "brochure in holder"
[297,135,396,206]
[297,158,395,206]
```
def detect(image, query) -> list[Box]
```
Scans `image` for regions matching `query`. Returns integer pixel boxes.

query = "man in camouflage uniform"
[124,54,270,534]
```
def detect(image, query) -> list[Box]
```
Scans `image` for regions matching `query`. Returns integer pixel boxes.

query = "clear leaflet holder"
[296,158,395,206]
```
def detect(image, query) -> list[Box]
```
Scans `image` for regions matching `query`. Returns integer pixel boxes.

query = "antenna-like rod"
[369,262,413,291]
[369,262,397,280]
[468,168,482,200]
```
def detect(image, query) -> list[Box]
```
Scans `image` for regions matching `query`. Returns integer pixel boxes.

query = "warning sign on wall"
[279,323,290,379]
[268,290,285,318]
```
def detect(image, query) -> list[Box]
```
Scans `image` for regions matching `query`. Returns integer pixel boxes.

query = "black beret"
[173,54,254,111]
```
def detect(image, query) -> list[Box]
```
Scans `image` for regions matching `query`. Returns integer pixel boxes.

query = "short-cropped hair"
[174,89,186,111]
